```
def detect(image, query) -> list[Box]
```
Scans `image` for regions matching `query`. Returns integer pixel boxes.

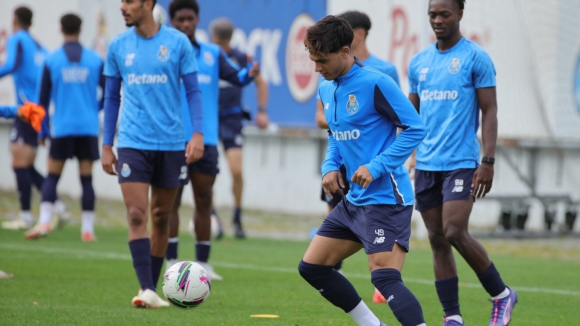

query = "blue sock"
[298,260,362,313]
[128,238,155,291]
[435,276,461,317]
[13,168,32,211]
[80,175,95,210]
[233,207,241,224]
[29,166,44,191]
[196,242,210,263]
[41,173,60,203]
[371,268,425,326]
[166,238,178,260]
[151,255,165,289]
[477,262,506,297]
[333,260,343,271]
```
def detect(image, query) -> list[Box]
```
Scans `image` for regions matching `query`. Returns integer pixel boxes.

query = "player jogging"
[102,0,204,308]
[299,15,427,326]
[408,1,517,325]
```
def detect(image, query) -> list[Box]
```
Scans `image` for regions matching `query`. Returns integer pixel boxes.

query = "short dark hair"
[142,0,157,10]
[14,6,33,28]
[304,15,353,55]
[338,11,371,35]
[61,14,82,35]
[455,0,466,10]
[169,0,199,20]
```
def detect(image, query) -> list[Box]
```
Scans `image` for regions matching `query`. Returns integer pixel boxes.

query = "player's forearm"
[183,72,204,135]
[255,75,268,109]
[0,106,17,118]
[103,76,122,146]
[481,105,498,158]
[321,132,342,176]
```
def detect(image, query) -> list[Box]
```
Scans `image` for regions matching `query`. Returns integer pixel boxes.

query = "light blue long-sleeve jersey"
[0,106,17,118]
[319,62,426,206]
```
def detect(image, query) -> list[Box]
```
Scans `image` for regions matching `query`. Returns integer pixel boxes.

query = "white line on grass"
[2,243,579,297]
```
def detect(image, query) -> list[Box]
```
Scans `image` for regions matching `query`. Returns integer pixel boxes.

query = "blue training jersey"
[363,54,400,86]
[104,25,198,150]
[37,42,104,138]
[319,62,426,206]
[181,41,252,146]
[0,30,47,105]
[409,37,496,171]
[0,106,17,118]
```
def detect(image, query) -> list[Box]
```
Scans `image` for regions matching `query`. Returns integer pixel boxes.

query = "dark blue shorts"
[50,136,99,161]
[320,164,350,208]
[188,145,219,176]
[317,198,413,254]
[10,119,38,147]
[117,148,188,189]
[414,168,476,212]
[219,113,243,151]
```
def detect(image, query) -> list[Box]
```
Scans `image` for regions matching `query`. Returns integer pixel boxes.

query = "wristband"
[482,156,495,165]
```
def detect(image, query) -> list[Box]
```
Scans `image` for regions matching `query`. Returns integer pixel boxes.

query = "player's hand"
[248,61,260,77]
[102,145,118,176]
[407,151,417,180]
[322,170,345,199]
[255,111,269,129]
[186,132,204,164]
[38,138,46,147]
[351,165,374,188]
[472,163,494,199]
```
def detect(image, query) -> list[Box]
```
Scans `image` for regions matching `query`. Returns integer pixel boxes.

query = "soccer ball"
[187,214,221,239]
[162,261,211,308]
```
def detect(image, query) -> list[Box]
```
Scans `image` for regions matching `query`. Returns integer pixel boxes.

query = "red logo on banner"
[286,14,318,103]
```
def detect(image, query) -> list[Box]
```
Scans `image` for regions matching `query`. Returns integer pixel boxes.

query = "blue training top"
[319,62,426,206]
[0,30,47,105]
[218,48,248,115]
[103,25,200,150]
[37,42,104,138]
[408,37,496,171]
[0,106,17,118]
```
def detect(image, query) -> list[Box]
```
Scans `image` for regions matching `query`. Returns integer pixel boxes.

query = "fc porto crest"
[346,94,359,114]
[121,163,131,178]
[157,45,170,62]
[448,58,461,74]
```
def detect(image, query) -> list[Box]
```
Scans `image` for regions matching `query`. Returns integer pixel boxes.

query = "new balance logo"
[420,89,458,101]
[451,179,464,193]
[386,295,394,303]
[373,237,385,244]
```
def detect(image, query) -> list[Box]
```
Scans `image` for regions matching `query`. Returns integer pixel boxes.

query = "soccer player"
[313,10,402,282]
[24,14,104,242]
[408,1,517,325]
[210,17,269,239]
[299,16,427,326]
[165,0,259,280]
[102,0,204,308]
[0,6,67,230]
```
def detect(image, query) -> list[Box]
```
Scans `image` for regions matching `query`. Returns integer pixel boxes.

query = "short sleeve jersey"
[408,37,496,171]
[104,25,198,151]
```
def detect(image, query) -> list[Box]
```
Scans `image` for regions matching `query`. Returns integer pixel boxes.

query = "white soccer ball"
[162,261,211,308]
[188,214,221,239]
[152,4,168,25]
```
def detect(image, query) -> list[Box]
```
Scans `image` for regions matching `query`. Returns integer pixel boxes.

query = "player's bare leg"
[4,143,36,230]
[225,148,245,238]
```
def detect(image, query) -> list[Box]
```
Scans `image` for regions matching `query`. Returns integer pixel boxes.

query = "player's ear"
[341,45,350,58]
[457,9,463,22]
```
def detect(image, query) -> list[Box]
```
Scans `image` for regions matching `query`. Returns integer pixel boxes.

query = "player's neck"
[63,35,79,43]
[339,57,356,78]
[353,45,370,62]
[219,43,231,53]
[437,32,463,51]
[134,16,160,38]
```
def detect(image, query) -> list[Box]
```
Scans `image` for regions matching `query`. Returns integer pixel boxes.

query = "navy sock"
[151,255,165,289]
[435,276,461,317]
[29,166,45,191]
[196,242,210,263]
[80,175,95,210]
[298,260,362,313]
[477,262,506,297]
[166,239,178,260]
[14,168,32,211]
[233,207,241,224]
[128,238,155,291]
[41,173,60,203]
[371,268,425,326]
[333,260,343,271]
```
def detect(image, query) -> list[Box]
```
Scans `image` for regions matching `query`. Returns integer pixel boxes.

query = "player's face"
[171,8,198,39]
[120,0,149,27]
[309,46,350,80]
[428,0,463,40]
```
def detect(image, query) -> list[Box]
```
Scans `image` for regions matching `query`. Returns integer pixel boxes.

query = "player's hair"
[304,15,353,55]
[169,0,199,20]
[141,0,157,10]
[210,18,234,42]
[432,0,465,10]
[338,11,371,36]
[14,6,33,28]
[60,14,82,35]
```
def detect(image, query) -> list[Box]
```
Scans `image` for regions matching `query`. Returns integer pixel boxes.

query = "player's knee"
[298,260,333,285]
[427,230,449,251]
[127,205,147,227]
[194,190,212,208]
[444,225,469,246]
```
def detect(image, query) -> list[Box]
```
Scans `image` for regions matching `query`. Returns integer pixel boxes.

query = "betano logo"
[127,74,168,85]
[332,129,361,141]
[420,89,458,101]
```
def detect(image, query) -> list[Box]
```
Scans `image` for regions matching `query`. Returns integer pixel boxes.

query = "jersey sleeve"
[385,64,400,87]
[320,130,343,177]
[0,105,17,118]
[472,50,496,88]
[365,77,426,179]
[103,40,120,78]
[408,57,418,94]
[0,36,22,78]
[179,37,198,76]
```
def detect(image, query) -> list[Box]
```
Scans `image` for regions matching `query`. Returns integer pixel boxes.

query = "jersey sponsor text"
[127,73,168,85]
[420,89,458,101]
[332,129,361,141]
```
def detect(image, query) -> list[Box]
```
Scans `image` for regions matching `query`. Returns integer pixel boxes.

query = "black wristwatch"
[482,156,495,165]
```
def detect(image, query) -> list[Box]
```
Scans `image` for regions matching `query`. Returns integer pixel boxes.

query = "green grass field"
[1,193,579,325]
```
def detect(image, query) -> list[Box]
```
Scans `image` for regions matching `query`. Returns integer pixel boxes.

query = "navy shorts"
[219,113,243,151]
[50,136,99,161]
[414,168,476,212]
[317,198,413,254]
[188,145,219,176]
[320,164,350,208]
[117,148,188,189]
[10,119,38,148]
